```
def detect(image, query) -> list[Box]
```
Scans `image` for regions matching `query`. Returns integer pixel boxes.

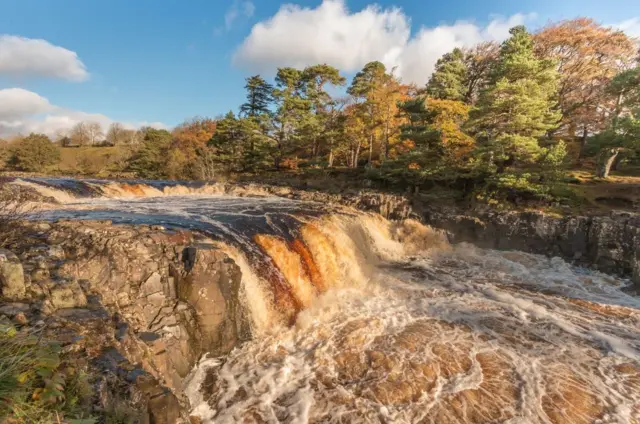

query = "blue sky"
[0,0,638,136]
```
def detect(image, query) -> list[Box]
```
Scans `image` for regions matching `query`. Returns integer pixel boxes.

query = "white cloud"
[397,13,534,85]
[0,35,88,81]
[0,88,53,120]
[0,88,166,138]
[233,0,536,85]
[615,17,640,39]
[223,0,256,31]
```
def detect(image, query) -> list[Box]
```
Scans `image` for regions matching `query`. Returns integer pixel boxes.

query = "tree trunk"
[328,148,334,168]
[579,126,589,158]
[312,135,319,158]
[596,148,621,179]
[353,142,361,168]
[382,119,389,162]
[368,134,374,166]
[611,153,624,171]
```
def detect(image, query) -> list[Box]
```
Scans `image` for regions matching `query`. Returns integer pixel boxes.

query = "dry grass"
[50,146,135,178]
[564,169,640,214]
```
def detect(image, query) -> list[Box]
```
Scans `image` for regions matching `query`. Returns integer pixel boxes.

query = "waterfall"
[14,177,640,424]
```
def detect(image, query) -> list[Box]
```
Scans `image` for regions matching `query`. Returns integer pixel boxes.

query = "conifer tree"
[467,26,561,173]
[426,48,467,102]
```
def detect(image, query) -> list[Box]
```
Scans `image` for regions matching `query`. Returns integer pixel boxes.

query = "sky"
[0,0,638,137]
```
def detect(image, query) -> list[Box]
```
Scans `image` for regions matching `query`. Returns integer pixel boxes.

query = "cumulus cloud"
[233,0,535,85]
[0,88,166,138]
[0,35,88,81]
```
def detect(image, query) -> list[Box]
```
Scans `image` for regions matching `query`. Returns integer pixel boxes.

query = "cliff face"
[258,185,640,285]
[1,220,252,422]
[422,208,640,284]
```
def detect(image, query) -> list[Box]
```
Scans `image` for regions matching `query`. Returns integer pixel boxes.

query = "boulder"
[176,245,251,357]
[0,249,25,299]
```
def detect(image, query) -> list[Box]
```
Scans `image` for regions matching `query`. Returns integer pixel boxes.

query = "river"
[10,177,640,423]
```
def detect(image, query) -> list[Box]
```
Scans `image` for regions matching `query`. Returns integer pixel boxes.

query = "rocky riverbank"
[1,220,252,423]
[235,183,640,285]
[1,179,639,421]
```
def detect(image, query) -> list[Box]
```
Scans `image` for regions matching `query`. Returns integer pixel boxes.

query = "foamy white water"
[187,243,640,424]
[14,178,640,423]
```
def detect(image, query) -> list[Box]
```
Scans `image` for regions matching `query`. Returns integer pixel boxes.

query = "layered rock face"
[421,207,640,285]
[0,220,252,422]
[259,185,640,285]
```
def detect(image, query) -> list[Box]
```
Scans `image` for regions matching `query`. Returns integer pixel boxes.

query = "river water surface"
[12,178,640,423]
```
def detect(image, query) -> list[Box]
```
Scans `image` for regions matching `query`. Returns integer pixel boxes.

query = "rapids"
[10,178,640,423]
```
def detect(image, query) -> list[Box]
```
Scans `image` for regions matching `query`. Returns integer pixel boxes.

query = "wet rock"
[422,206,640,286]
[176,245,251,357]
[0,249,25,299]
[0,302,30,316]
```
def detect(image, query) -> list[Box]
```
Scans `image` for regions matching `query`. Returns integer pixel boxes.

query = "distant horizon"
[0,0,638,138]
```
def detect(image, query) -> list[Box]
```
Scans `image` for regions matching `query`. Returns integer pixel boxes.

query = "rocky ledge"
[250,184,640,285]
[0,220,251,423]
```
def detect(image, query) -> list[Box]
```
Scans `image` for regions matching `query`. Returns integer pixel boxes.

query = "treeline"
[2,18,639,202]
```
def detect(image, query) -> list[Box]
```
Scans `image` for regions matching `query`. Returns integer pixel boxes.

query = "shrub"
[8,134,60,172]
[0,325,94,423]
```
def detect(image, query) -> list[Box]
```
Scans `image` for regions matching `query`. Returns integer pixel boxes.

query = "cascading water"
[11,177,640,423]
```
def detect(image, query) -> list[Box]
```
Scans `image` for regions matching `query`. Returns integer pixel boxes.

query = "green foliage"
[607,67,640,113]
[127,128,173,179]
[0,325,94,423]
[468,26,561,172]
[539,140,569,182]
[239,75,273,118]
[8,133,61,172]
[426,48,467,101]
[207,111,272,173]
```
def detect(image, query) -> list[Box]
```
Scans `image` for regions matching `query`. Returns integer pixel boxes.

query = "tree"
[606,67,640,128]
[127,129,173,179]
[467,26,561,173]
[463,42,499,104]
[348,61,390,165]
[70,122,90,146]
[427,98,475,165]
[300,64,346,160]
[106,122,127,145]
[269,67,310,168]
[426,48,467,101]
[594,112,640,178]
[169,117,217,179]
[86,122,103,145]
[239,76,273,118]
[535,18,637,145]
[9,133,60,172]
[593,69,640,178]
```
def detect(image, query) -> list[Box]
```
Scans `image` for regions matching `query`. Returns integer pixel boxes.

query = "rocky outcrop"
[252,185,640,284]
[420,206,640,284]
[1,220,254,422]
[0,248,26,299]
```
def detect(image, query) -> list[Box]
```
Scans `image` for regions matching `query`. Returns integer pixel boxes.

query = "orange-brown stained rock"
[542,365,604,424]
[300,224,341,289]
[254,234,317,311]
[289,238,325,292]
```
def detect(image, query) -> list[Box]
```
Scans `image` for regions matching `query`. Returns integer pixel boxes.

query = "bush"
[8,134,60,172]
[0,325,94,423]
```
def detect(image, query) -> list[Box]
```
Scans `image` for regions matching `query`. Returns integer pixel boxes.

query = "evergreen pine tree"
[467,26,561,173]
[426,48,467,101]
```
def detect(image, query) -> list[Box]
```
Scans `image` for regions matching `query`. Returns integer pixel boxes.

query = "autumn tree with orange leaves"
[535,18,637,152]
